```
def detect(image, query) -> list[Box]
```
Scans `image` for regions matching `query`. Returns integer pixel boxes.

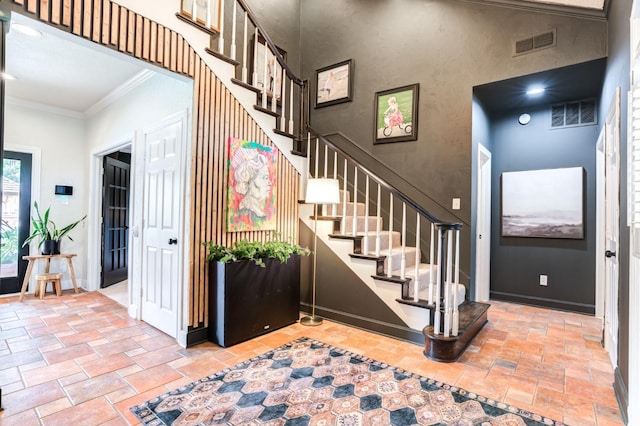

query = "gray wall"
[299,0,607,282]
[600,0,631,419]
[243,0,301,75]
[488,105,599,313]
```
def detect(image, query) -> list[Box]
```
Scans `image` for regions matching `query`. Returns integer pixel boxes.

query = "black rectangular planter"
[208,256,301,347]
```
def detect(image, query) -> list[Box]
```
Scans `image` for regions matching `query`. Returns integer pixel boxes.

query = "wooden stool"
[34,273,63,299]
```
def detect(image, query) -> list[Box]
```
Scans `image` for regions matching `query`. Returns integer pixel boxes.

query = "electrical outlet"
[452,198,461,210]
[540,275,548,286]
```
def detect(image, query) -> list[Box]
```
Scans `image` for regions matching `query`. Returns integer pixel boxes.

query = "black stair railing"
[306,127,465,337]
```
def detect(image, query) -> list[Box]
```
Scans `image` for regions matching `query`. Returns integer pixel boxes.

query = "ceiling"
[5,13,148,115]
[473,58,607,115]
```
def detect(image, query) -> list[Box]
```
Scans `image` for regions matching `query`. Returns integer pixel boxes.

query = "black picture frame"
[314,59,354,108]
[374,83,419,144]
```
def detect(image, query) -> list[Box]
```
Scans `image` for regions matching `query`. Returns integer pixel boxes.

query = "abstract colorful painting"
[227,138,277,232]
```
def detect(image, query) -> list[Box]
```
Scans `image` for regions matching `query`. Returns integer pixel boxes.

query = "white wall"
[5,103,88,288]
[85,72,193,151]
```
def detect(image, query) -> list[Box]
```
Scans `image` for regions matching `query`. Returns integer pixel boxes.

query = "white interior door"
[475,144,492,302]
[140,117,184,338]
[603,87,621,368]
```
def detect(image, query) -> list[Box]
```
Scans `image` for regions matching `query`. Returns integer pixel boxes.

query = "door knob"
[168,238,178,245]
[605,250,616,258]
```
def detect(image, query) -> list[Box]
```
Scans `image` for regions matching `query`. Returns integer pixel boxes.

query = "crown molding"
[5,96,85,119]
[457,0,608,21]
[84,69,156,117]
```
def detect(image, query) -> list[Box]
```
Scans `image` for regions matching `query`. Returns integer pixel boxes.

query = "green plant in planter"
[22,201,87,253]
[204,237,310,267]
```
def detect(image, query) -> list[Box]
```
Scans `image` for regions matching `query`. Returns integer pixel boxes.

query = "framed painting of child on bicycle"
[374,83,419,144]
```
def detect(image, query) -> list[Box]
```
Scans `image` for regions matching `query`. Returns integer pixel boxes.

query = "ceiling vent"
[513,29,557,56]
[551,99,597,128]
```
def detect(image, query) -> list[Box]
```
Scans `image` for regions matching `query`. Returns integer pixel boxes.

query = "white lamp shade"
[305,178,340,205]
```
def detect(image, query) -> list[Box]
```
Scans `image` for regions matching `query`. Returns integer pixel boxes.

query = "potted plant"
[204,237,310,347]
[22,201,87,255]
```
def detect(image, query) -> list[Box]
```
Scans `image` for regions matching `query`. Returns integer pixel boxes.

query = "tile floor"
[97,281,128,307]
[0,291,625,425]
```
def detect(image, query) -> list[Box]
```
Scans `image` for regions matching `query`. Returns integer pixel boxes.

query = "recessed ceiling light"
[10,22,42,38]
[1,72,16,81]
[526,86,546,96]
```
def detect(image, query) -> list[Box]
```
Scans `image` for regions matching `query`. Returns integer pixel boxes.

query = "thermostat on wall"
[54,185,73,196]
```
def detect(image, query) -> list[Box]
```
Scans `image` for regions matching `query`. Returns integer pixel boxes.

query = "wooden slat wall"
[8,0,300,329]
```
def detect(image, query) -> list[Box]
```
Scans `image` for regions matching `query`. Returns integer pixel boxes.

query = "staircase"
[176,0,489,361]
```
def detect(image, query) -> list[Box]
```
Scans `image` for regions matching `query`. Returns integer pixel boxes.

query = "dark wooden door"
[101,156,130,288]
[0,151,32,295]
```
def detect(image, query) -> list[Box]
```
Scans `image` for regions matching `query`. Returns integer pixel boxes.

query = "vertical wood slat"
[100,0,109,44]
[72,0,82,35]
[109,2,118,46]
[176,35,184,75]
[50,0,61,24]
[24,0,302,329]
[40,0,50,22]
[149,22,157,62]
[198,66,212,325]
[142,18,150,61]
[203,73,218,325]
[118,6,126,51]
[126,10,134,53]
[156,24,164,63]
[92,0,101,42]
[62,0,71,27]
[26,0,37,14]
[191,58,204,326]
[82,0,92,38]
[133,14,143,58]
[163,27,171,68]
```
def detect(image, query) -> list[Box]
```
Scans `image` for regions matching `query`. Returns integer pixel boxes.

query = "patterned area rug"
[131,337,564,425]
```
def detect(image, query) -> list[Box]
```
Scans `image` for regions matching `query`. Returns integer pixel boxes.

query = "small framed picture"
[180,0,221,32]
[374,83,419,144]
[315,59,354,108]
[250,35,287,101]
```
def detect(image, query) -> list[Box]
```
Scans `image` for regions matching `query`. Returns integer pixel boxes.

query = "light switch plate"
[452,198,461,210]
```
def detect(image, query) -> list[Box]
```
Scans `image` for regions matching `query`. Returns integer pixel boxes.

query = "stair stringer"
[300,204,430,332]
[113,0,306,178]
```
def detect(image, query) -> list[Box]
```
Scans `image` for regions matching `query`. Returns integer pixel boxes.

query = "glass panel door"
[0,151,32,295]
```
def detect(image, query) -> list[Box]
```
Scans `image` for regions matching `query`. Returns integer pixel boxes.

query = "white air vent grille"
[514,29,556,56]
[551,99,597,128]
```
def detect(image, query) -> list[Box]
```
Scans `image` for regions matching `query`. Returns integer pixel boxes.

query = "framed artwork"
[250,36,287,101]
[315,59,354,108]
[501,167,584,239]
[227,137,277,232]
[374,83,419,144]
[180,0,221,32]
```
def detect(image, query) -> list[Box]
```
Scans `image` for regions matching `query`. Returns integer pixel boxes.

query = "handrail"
[235,0,304,86]
[307,126,466,227]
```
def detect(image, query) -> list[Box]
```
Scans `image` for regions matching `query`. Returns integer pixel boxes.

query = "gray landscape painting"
[502,167,584,239]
